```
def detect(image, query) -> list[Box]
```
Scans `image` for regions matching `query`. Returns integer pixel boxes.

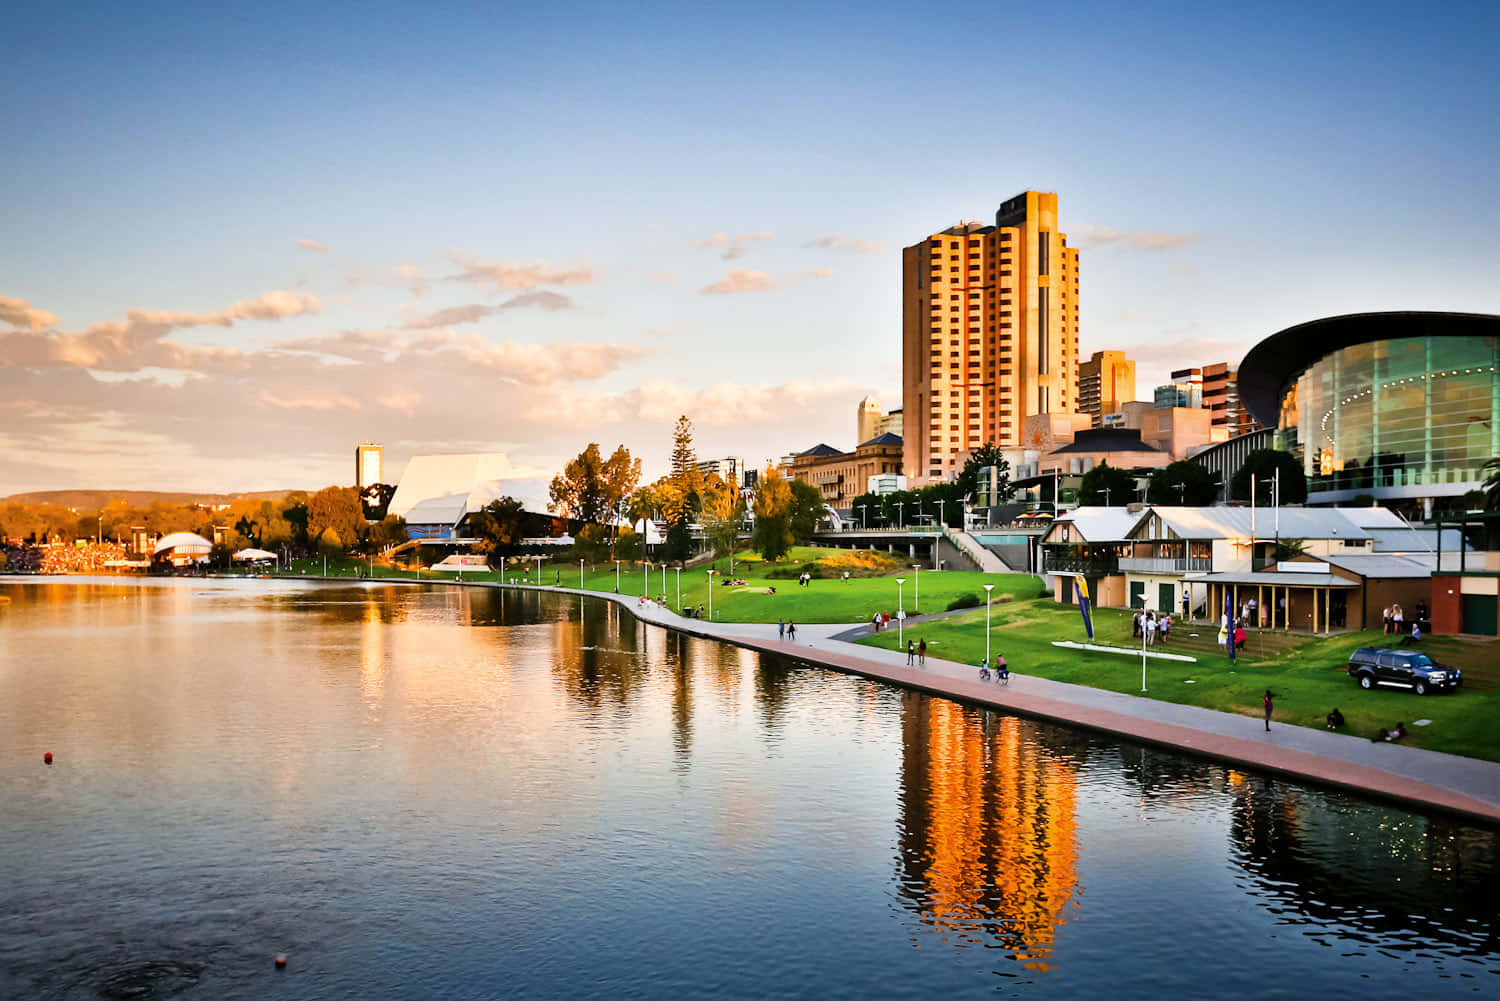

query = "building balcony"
[1119,556,1214,574]
[1043,551,1119,576]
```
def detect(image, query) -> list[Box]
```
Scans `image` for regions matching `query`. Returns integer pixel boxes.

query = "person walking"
[918,638,926,666]
[787,622,796,641]
[778,619,785,640]
[1159,613,1170,645]
[1263,689,1275,732]
[907,640,915,665]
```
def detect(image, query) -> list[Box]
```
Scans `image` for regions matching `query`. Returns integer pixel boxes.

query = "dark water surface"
[2,578,1497,1000]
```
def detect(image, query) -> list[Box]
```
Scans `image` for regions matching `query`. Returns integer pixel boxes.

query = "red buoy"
[43,753,52,764]
[274,954,287,969]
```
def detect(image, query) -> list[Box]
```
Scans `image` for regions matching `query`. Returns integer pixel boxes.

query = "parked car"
[1347,647,1462,695]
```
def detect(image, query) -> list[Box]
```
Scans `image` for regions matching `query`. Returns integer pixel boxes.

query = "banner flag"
[1073,574,1095,640]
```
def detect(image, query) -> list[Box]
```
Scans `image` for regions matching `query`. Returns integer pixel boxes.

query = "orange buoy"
[43,753,53,764]
[274,954,287,969]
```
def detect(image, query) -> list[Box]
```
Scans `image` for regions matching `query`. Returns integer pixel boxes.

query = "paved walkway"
[451,580,1500,825]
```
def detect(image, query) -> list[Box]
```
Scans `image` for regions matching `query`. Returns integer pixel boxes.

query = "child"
[979,656,989,681]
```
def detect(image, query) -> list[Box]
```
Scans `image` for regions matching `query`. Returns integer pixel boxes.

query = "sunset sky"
[4,1,1497,497]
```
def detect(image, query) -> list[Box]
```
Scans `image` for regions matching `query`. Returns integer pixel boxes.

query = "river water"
[1,578,1496,1000]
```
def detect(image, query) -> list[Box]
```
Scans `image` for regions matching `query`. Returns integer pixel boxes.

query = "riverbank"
[481,579,1500,826]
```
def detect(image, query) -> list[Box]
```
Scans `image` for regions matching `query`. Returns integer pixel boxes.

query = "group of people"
[870,611,894,632]
[1131,609,1172,645]
[1382,603,1406,634]
[1219,615,1248,652]
[777,620,798,641]
[1324,707,1409,743]
[905,639,926,666]
[796,572,814,587]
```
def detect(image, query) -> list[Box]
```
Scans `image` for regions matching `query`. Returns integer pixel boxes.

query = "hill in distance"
[0,489,301,510]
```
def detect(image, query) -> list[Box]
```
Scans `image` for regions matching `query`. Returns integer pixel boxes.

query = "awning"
[1182,571,1359,588]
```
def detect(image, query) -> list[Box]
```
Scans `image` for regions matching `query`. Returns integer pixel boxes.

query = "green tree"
[469,497,528,568]
[956,443,1011,502]
[367,514,409,550]
[848,491,881,528]
[752,466,793,561]
[549,443,642,536]
[615,525,644,562]
[1146,461,1222,506]
[1274,537,1310,561]
[307,486,366,552]
[1078,461,1138,506]
[1231,449,1307,504]
[701,479,745,568]
[787,479,825,544]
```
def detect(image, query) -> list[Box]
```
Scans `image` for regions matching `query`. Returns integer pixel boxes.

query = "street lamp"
[579,558,584,591]
[661,562,667,600]
[896,576,906,648]
[675,566,681,610]
[896,501,905,528]
[936,499,945,531]
[983,583,995,668]
[856,505,866,530]
[707,569,717,619]
[911,564,920,613]
[615,559,621,592]
[644,560,651,599]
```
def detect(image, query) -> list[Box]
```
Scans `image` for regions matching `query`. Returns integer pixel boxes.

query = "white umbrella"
[232,548,278,561]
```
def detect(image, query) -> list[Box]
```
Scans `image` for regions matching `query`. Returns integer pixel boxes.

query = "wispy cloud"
[498,290,574,311]
[445,253,595,290]
[700,267,835,295]
[296,238,328,252]
[402,304,495,330]
[346,264,428,298]
[0,294,61,331]
[693,231,774,261]
[1071,223,1198,251]
[804,234,885,254]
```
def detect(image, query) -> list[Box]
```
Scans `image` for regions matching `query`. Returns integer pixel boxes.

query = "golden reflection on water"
[898,696,1080,969]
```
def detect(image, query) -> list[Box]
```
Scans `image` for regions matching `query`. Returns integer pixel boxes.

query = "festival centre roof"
[153,531,213,555]
[388,453,548,529]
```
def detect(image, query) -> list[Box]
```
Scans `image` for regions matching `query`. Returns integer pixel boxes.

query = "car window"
[1410,654,1433,667]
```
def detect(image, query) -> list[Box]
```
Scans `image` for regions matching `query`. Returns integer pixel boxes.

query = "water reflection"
[1227,774,1500,960]
[896,695,1081,969]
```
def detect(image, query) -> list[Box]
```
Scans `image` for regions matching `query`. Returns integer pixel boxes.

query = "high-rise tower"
[902,191,1079,484]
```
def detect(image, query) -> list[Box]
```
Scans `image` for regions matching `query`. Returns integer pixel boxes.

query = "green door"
[1129,581,1146,609]
[1159,584,1176,616]
[1461,594,1499,635]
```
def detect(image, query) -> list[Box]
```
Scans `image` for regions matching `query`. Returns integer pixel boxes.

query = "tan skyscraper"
[1078,350,1136,427]
[902,191,1079,484]
[857,394,882,444]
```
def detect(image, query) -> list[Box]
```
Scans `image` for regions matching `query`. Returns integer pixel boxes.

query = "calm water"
[1,578,1497,1000]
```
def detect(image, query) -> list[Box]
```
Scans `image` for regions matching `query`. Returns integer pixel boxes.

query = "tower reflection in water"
[896,693,1082,971]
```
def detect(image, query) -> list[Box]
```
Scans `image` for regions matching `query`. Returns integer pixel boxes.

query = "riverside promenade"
[460,579,1500,824]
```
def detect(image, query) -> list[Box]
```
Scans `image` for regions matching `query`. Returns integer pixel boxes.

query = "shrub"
[946,592,983,611]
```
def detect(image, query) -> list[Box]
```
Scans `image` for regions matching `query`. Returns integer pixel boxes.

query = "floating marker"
[43,753,53,764]
[274,954,287,969]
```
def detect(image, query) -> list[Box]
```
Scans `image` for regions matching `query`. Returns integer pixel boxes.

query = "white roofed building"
[388,453,551,541]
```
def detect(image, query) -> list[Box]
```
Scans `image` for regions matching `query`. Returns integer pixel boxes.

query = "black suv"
[1347,647,1462,695]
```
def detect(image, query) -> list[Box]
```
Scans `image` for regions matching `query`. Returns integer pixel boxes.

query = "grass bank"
[280,548,1046,626]
[859,597,1500,763]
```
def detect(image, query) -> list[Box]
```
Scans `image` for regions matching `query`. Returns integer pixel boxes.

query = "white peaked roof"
[1141,506,1375,541]
[153,531,212,554]
[233,548,278,560]
[1046,506,1145,543]
[389,453,548,527]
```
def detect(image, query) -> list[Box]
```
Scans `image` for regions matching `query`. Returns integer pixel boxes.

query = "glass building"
[1239,313,1500,514]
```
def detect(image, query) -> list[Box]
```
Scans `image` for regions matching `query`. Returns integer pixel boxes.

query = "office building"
[788,434,904,507]
[1171,363,1258,437]
[696,456,745,487]
[876,408,903,438]
[903,191,1080,485]
[355,443,383,490]
[1153,381,1202,410]
[1078,350,1135,427]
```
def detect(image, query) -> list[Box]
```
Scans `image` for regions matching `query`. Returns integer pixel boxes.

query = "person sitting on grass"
[1400,621,1421,645]
[1325,707,1345,730]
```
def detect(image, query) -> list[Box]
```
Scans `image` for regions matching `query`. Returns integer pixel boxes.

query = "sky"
[3,0,1497,498]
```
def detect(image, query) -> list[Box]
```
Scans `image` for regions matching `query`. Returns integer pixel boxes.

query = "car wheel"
[1358,673,1374,690]
[1415,680,1428,696]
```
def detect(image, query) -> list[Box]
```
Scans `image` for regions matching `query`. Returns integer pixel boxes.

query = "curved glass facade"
[1278,335,1499,499]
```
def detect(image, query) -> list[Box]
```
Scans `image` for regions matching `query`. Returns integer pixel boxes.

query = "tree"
[469,497,528,568]
[787,479,825,544]
[956,443,1012,502]
[751,466,793,561]
[1274,537,1310,561]
[1230,449,1307,504]
[701,479,745,567]
[615,525,644,561]
[307,486,365,552]
[1078,461,1138,506]
[848,491,881,528]
[368,514,409,550]
[670,415,698,481]
[549,443,641,536]
[1146,461,1222,506]
[362,483,397,521]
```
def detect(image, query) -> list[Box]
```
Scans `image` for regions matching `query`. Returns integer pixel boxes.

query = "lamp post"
[579,558,584,590]
[615,559,621,592]
[675,566,681,610]
[911,564,920,613]
[707,569,717,619]
[661,562,667,599]
[896,501,904,528]
[936,499,945,531]
[644,560,651,599]
[535,555,542,585]
[896,576,906,648]
[1141,598,1152,692]
[983,583,995,667]
[856,505,866,530]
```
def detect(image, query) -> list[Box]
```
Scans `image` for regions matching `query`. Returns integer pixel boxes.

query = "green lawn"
[277,548,1045,625]
[860,597,1500,763]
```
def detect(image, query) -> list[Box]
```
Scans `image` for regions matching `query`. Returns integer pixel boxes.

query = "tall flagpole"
[1250,473,1257,573]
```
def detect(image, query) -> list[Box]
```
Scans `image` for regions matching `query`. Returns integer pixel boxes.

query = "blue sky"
[3,0,1497,494]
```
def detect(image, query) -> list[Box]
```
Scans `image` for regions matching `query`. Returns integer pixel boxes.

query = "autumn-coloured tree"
[752,465,793,561]
[307,486,366,552]
[549,443,641,536]
[701,476,745,570]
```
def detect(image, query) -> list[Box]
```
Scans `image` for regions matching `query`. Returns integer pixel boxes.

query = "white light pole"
[896,576,906,648]
[936,499,945,530]
[707,569,716,619]
[615,559,621,591]
[911,564,920,613]
[856,505,866,530]
[661,562,667,599]
[579,558,584,590]
[983,583,995,667]
[644,560,651,598]
[675,566,681,609]
[896,501,905,528]
[535,554,541,585]
[1141,598,1152,692]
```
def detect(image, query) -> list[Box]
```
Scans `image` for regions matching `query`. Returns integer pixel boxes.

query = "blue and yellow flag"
[1073,574,1095,640]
